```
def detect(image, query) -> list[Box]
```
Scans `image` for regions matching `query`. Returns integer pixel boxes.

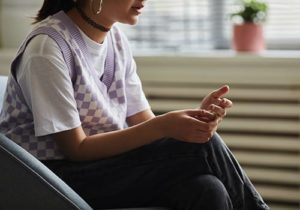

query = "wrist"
[151,114,168,139]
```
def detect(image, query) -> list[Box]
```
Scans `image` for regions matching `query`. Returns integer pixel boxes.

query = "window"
[118,0,300,53]
[264,0,300,50]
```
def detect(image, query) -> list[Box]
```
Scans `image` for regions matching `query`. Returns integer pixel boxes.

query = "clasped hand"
[161,85,233,143]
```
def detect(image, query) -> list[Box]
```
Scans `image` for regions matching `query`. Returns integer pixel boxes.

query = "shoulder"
[17,34,67,80]
[110,25,128,41]
[110,25,131,47]
[23,34,63,59]
[109,25,133,57]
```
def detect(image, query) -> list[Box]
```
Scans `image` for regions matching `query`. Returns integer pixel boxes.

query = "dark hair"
[33,0,76,24]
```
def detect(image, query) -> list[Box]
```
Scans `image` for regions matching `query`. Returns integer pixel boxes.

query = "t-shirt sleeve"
[125,58,151,117]
[17,35,81,137]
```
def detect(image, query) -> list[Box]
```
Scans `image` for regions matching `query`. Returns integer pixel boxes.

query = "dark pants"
[43,133,269,210]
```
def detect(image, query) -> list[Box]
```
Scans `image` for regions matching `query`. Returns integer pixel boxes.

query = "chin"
[121,17,139,26]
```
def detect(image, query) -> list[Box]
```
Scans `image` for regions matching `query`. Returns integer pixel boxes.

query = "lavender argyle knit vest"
[0,11,131,159]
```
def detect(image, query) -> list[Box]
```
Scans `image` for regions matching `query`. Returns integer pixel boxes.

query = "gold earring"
[91,0,103,15]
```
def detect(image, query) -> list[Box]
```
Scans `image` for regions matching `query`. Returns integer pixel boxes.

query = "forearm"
[54,109,216,161]
[65,115,164,161]
[126,109,156,126]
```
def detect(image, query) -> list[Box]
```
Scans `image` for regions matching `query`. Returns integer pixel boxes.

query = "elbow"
[56,139,90,162]
[62,143,92,162]
[63,152,85,162]
[60,147,85,162]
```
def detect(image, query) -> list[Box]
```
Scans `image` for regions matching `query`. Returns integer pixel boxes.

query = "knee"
[166,175,232,210]
[207,133,229,153]
[198,175,233,209]
[210,133,224,145]
[201,175,228,198]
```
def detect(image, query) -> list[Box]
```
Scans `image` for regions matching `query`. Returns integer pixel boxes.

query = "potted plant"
[231,0,268,52]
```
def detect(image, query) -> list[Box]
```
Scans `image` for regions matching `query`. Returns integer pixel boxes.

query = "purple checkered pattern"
[0,77,64,159]
[108,79,125,104]
[0,11,130,160]
[73,73,125,135]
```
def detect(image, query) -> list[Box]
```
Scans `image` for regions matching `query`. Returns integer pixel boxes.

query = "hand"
[200,85,233,120]
[160,109,218,143]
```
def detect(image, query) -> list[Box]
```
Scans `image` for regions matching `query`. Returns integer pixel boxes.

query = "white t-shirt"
[16,29,149,137]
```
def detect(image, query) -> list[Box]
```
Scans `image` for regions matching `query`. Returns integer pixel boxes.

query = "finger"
[195,116,219,132]
[183,133,206,143]
[211,85,230,99]
[191,132,213,143]
[188,117,213,132]
[195,119,218,133]
[194,115,215,123]
[185,109,215,121]
[209,104,226,118]
[209,97,223,108]
[219,98,233,109]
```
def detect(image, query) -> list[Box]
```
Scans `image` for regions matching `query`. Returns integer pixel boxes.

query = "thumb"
[185,109,215,121]
[211,85,230,98]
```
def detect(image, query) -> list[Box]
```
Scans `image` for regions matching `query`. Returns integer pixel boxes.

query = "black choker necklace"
[75,5,110,32]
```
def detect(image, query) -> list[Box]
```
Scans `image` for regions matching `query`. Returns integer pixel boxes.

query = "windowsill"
[134,50,300,72]
[1,48,299,58]
[1,48,300,76]
[134,49,300,58]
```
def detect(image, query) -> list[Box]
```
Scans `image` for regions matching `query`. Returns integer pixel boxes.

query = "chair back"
[0,133,93,210]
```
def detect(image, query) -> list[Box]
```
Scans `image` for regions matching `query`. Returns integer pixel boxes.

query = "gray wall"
[0,0,42,48]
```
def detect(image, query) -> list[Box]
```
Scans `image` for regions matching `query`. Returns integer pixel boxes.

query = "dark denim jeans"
[43,133,269,210]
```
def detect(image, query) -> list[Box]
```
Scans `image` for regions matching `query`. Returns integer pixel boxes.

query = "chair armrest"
[0,133,93,210]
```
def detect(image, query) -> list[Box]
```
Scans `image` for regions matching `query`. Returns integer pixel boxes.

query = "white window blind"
[118,0,300,53]
[265,0,300,50]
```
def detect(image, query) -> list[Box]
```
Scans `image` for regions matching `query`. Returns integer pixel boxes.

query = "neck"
[75,4,110,32]
[66,8,110,44]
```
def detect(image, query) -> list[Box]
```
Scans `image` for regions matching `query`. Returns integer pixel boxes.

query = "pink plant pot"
[232,23,265,53]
